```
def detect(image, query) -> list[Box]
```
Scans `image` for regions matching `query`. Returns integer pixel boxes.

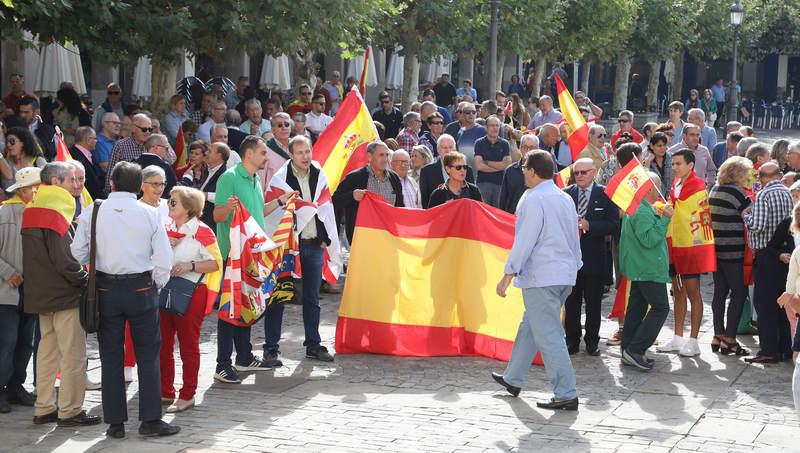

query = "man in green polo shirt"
[211,135,290,384]
[619,171,674,372]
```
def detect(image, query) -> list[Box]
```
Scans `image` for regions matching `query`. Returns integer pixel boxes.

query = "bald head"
[539,123,559,148]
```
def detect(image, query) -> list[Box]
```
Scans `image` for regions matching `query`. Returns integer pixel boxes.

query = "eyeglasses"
[135,125,154,133]
[144,181,166,188]
[381,100,392,104]
[574,169,593,176]
[462,110,477,115]
[107,91,121,95]
[618,119,630,123]
[7,137,16,145]
[429,121,443,125]
[275,122,291,128]
[300,91,312,96]
[103,120,121,125]
[168,198,178,207]
[449,164,468,171]
[595,133,607,138]
[394,160,410,166]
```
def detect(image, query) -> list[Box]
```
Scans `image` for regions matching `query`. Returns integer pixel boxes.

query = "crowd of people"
[1,66,799,435]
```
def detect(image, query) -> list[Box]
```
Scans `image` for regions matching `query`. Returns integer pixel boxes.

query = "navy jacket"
[498,161,526,214]
[564,183,619,275]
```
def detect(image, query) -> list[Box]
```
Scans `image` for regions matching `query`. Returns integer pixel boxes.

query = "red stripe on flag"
[359,47,370,96]
[313,90,367,166]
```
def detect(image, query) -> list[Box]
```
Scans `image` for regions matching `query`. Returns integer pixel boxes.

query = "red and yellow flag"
[314,87,380,192]
[21,184,75,236]
[53,128,92,207]
[554,165,572,189]
[667,173,716,274]
[172,125,187,170]
[609,277,630,320]
[335,193,543,364]
[604,159,654,216]
[554,74,589,161]
[358,47,371,96]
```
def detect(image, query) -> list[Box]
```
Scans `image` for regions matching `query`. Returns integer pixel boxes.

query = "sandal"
[719,338,750,356]
[744,354,779,364]
[711,335,722,353]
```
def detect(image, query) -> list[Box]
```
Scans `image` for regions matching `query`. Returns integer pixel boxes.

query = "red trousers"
[159,287,206,400]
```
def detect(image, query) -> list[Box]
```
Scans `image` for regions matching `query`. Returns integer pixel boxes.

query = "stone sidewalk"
[1,274,798,452]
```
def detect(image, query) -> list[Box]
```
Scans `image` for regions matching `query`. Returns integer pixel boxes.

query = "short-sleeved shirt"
[214,163,265,259]
[473,136,510,185]
[456,125,487,170]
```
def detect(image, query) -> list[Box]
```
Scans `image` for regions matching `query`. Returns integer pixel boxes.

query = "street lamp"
[728,0,744,124]
[488,0,500,96]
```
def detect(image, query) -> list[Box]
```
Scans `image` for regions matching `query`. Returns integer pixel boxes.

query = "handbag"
[159,273,205,316]
[80,200,103,333]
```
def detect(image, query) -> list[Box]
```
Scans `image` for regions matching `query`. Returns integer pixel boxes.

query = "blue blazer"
[564,183,619,275]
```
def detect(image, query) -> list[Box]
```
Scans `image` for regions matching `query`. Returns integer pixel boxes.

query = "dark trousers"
[264,241,324,353]
[215,319,253,370]
[97,275,162,424]
[712,260,747,339]
[564,269,604,348]
[753,250,792,357]
[621,281,670,354]
[0,304,35,391]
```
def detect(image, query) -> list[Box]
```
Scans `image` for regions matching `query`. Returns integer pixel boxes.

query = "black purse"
[80,200,102,333]
[159,273,204,315]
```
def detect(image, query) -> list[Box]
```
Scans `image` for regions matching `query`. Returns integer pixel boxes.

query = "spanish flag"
[667,172,716,274]
[608,277,630,319]
[554,164,572,189]
[604,159,654,216]
[359,47,371,96]
[21,184,75,236]
[335,193,542,364]
[554,74,589,161]
[54,128,93,208]
[314,87,379,192]
[167,222,223,315]
[172,125,187,171]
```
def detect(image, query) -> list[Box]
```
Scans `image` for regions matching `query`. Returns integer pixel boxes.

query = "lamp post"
[728,0,744,123]
[488,0,500,96]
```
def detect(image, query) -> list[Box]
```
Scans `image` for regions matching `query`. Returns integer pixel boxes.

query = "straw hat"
[7,167,42,192]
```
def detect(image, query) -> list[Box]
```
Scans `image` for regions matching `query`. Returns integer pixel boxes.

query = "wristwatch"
[277,198,284,207]
[191,261,196,272]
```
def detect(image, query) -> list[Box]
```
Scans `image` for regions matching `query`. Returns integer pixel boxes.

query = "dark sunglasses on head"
[449,164,468,171]
[574,169,593,176]
[135,125,154,133]
[276,122,291,128]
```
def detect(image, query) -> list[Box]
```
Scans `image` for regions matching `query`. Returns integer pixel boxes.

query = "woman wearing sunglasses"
[427,152,482,208]
[1,127,46,193]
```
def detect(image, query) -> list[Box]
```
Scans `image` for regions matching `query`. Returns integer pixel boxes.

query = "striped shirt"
[708,184,751,262]
[743,180,793,251]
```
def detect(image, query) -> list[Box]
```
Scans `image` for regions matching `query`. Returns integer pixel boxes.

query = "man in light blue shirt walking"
[492,150,582,410]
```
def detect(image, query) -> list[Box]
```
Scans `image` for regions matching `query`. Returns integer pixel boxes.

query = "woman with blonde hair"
[409,145,433,184]
[708,156,753,355]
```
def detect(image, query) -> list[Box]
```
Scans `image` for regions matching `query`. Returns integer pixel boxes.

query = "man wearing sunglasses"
[610,111,643,149]
[578,125,608,170]
[371,92,402,140]
[104,113,153,195]
[135,134,177,198]
[563,158,619,356]
[92,83,126,132]
[286,84,314,117]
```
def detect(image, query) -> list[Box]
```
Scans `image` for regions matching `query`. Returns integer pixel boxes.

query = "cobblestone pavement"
[1,273,798,453]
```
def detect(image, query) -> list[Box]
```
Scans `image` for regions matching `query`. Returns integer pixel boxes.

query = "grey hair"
[141,165,166,181]
[213,123,228,134]
[688,108,705,122]
[788,141,800,156]
[244,98,261,109]
[225,109,241,127]
[144,133,168,151]
[520,134,540,148]
[75,126,95,145]
[539,95,553,104]
[726,121,743,133]
[271,112,291,126]
[420,101,437,114]
[437,133,456,147]
[589,124,606,137]
[390,148,410,162]
[737,137,759,157]
[131,113,150,124]
[66,159,85,173]
[101,112,120,123]
[402,112,420,127]
[366,141,388,154]
[619,110,634,121]
[40,161,73,185]
[647,171,662,189]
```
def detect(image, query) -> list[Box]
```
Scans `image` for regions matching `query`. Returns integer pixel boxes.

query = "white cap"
[7,167,42,192]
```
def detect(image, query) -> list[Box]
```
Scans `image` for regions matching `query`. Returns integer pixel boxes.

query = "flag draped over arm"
[265,160,343,284]
[217,194,298,327]
[313,88,379,192]
[335,193,543,364]
[554,74,589,161]
[21,185,75,236]
[604,159,654,216]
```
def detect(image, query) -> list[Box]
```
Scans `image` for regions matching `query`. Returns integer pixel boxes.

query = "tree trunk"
[647,60,661,112]
[533,57,546,98]
[150,60,177,117]
[401,53,420,113]
[292,52,317,91]
[672,50,684,101]
[612,51,631,113]
[495,53,506,93]
[581,62,591,94]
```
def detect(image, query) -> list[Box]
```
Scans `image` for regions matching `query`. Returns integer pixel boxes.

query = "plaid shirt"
[396,128,419,151]
[743,179,793,251]
[104,137,145,194]
[366,165,397,206]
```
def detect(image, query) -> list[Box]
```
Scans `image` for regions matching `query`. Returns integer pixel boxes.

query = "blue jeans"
[264,241,324,353]
[503,285,577,400]
[0,304,35,391]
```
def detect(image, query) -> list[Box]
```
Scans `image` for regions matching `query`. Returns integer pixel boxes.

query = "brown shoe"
[57,410,102,427]
[320,282,341,294]
[33,410,59,425]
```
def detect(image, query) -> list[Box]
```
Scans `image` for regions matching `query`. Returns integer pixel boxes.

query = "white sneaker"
[679,338,701,357]
[656,335,684,353]
[124,366,135,383]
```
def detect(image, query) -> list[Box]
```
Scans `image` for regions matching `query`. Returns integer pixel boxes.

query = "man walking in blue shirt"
[711,79,726,127]
[492,150,582,410]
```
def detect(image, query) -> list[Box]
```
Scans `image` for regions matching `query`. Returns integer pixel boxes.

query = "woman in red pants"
[160,186,222,412]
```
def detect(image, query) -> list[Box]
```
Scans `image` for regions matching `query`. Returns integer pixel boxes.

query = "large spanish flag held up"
[605,158,654,216]
[336,193,541,363]
[554,74,589,161]
[314,87,379,192]
[667,172,716,274]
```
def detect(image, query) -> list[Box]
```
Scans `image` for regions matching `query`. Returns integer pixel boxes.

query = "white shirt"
[240,119,271,136]
[306,111,333,135]
[292,164,318,239]
[72,192,173,288]
[196,119,215,142]
[226,149,242,169]
[168,217,214,282]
